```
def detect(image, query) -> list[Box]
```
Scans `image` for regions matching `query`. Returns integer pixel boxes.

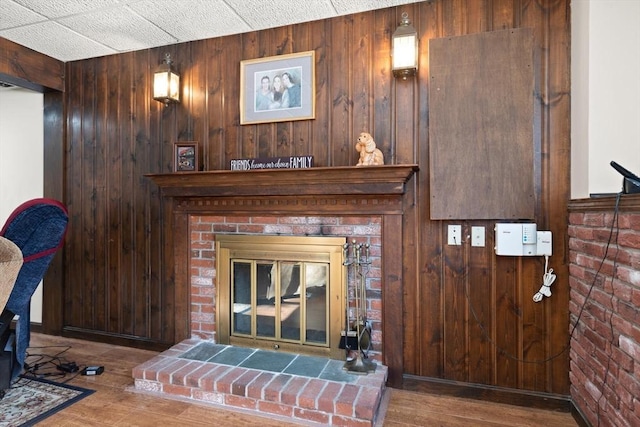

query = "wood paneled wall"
[14,0,571,397]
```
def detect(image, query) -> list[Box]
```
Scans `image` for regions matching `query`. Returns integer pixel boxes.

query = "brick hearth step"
[132,339,387,426]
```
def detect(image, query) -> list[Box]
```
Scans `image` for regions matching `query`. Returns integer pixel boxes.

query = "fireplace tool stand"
[341,240,376,374]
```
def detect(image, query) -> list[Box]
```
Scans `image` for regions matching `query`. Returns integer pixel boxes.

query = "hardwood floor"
[22,333,577,426]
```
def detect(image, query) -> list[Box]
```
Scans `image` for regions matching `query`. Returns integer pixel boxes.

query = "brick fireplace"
[189,215,383,361]
[135,165,417,424]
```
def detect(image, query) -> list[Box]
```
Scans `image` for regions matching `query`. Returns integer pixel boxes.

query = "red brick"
[257,400,294,417]
[231,369,261,396]
[292,407,330,425]
[238,224,267,233]
[216,367,247,393]
[171,361,200,385]
[225,394,257,410]
[335,384,359,417]
[354,387,380,420]
[199,364,231,392]
[191,258,214,268]
[568,212,584,226]
[162,383,192,398]
[281,376,309,406]
[184,363,218,388]
[583,212,605,227]
[249,216,278,224]
[298,378,327,409]
[246,371,276,399]
[132,355,167,381]
[317,381,342,413]
[213,224,238,233]
[157,359,191,384]
[331,414,373,426]
[263,374,293,401]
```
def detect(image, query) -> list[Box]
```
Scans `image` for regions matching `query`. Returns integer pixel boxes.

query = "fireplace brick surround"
[138,165,418,423]
[189,214,384,360]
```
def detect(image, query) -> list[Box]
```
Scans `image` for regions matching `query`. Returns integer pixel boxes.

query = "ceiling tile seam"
[12,0,138,21]
[1,0,48,30]
[124,5,179,45]
[220,0,258,30]
[327,1,340,15]
[40,20,119,57]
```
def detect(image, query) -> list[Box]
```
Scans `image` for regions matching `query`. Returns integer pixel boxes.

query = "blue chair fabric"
[0,198,68,379]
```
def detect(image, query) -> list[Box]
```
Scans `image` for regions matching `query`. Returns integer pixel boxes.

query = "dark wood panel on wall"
[48,0,571,397]
[408,0,570,397]
[429,28,535,220]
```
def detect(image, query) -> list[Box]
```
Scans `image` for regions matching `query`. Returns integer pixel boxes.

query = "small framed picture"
[174,142,198,172]
[240,50,315,125]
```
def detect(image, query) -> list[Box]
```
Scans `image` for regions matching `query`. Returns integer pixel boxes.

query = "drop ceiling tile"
[224,0,336,30]
[0,0,427,62]
[0,20,116,61]
[58,6,177,52]
[331,0,421,15]
[11,0,121,18]
[0,0,46,30]
[129,0,252,42]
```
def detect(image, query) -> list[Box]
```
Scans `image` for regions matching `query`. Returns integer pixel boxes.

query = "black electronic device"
[81,366,104,376]
[610,161,640,194]
[57,362,79,373]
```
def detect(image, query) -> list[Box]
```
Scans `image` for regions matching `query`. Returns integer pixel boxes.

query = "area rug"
[0,376,94,427]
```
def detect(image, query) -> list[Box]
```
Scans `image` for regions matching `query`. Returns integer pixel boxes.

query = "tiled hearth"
[132,339,388,426]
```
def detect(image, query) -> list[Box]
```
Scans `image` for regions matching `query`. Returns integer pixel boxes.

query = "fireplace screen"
[217,235,345,358]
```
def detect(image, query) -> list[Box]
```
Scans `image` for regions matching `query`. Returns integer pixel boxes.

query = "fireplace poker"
[341,240,375,374]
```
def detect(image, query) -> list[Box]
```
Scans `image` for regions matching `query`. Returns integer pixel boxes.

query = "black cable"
[595,193,622,426]
[21,345,77,382]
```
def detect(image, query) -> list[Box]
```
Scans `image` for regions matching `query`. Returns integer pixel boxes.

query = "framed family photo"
[240,51,315,125]
[174,142,198,172]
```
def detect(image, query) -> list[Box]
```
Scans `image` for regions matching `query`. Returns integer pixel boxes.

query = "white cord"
[533,255,556,302]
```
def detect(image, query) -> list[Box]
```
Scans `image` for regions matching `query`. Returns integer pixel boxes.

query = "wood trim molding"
[0,37,64,92]
[569,193,640,212]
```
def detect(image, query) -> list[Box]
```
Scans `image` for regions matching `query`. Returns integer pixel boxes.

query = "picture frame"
[240,51,315,125]
[174,142,198,172]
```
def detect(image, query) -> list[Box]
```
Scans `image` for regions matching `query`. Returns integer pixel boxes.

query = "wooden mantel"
[146,164,418,387]
[147,165,419,198]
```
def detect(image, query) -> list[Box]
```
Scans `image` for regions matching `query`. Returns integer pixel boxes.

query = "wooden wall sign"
[229,156,314,171]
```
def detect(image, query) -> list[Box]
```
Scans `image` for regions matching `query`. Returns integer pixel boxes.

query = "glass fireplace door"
[217,235,345,358]
[231,260,329,346]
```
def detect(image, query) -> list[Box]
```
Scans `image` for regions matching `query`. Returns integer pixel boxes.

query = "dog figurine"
[355,132,384,166]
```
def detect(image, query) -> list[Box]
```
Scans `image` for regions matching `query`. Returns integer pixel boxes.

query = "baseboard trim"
[61,326,171,352]
[402,374,571,412]
[570,400,591,427]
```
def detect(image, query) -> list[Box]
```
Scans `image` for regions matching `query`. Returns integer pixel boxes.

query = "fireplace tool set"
[340,240,376,374]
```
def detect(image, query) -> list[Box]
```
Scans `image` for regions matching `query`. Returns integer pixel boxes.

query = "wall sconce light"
[392,12,419,80]
[153,53,180,105]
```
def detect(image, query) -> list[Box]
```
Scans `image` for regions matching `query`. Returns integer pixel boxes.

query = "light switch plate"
[448,225,462,245]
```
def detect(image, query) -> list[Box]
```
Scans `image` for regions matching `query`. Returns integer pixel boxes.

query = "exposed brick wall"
[569,208,640,427]
[189,214,383,360]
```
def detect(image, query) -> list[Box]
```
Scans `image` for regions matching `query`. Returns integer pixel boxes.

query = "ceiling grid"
[0,0,422,61]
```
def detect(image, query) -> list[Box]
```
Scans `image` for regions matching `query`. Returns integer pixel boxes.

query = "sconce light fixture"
[153,53,180,105]
[392,12,419,80]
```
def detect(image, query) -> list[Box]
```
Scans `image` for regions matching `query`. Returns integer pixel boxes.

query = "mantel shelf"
[146,165,419,198]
